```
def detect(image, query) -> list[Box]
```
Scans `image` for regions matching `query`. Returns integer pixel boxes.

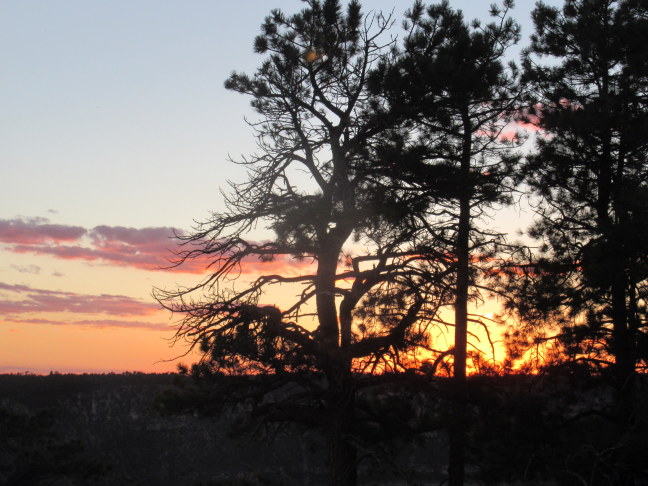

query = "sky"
[0,0,557,374]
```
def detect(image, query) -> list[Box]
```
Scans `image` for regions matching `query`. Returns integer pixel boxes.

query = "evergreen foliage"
[500,0,648,389]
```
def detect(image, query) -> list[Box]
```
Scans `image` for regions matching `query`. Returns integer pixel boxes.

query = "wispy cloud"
[0,282,159,316]
[2,316,171,331]
[0,283,170,331]
[10,264,41,274]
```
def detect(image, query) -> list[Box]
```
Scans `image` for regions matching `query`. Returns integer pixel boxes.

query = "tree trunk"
[449,113,472,486]
[327,370,357,486]
[316,246,341,350]
[449,192,470,486]
[316,235,358,486]
[610,270,638,466]
[596,68,635,391]
[611,271,635,397]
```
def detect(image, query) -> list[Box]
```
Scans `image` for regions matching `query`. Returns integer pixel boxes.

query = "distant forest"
[5,0,648,485]
[1,372,647,485]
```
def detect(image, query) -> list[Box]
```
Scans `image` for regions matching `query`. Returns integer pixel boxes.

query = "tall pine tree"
[371,1,522,483]
[156,2,453,485]
[511,0,648,390]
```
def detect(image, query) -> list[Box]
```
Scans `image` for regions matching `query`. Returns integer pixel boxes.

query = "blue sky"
[1,0,549,228]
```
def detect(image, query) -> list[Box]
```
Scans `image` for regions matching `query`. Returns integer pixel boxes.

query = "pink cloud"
[0,282,160,316]
[91,225,178,246]
[0,217,316,275]
[0,217,86,244]
[0,218,190,272]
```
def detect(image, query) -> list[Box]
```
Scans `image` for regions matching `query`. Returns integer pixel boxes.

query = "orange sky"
[0,217,509,373]
[0,218,321,373]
